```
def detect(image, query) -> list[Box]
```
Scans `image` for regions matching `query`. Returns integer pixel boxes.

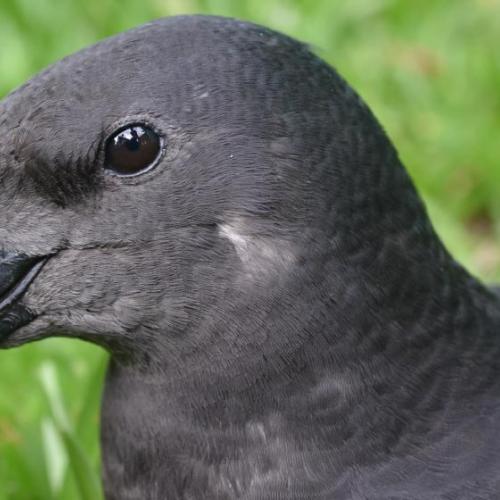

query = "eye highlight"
[104,124,163,176]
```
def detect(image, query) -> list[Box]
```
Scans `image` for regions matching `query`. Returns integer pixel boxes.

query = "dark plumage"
[1,15,499,500]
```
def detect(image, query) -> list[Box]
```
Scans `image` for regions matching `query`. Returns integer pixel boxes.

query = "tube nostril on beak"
[0,251,48,313]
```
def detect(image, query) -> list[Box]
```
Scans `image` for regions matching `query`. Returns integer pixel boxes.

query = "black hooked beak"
[0,250,49,341]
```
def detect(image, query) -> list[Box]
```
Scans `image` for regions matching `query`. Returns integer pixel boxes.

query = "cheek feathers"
[218,219,296,282]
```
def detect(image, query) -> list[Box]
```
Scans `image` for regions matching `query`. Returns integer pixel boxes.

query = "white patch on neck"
[218,219,296,280]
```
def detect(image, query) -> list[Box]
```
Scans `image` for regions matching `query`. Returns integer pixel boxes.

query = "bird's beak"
[0,250,49,341]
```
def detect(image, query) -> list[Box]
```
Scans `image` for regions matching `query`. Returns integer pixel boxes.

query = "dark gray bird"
[1,15,499,500]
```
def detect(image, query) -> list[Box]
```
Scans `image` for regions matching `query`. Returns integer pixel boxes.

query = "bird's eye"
[104,124,163,176]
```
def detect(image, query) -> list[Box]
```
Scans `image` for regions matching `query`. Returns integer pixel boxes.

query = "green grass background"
[0,0,499,498]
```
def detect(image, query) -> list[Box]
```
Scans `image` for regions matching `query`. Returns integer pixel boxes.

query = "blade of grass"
[39,362,102,500]
[41,417,67,496]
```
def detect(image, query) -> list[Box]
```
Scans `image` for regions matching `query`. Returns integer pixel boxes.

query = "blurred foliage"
[0,0,499,498]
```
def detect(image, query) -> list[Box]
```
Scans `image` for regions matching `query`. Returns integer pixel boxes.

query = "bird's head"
[0,16,437,363]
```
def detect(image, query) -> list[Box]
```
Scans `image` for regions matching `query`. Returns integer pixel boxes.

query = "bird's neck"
[105,232,500,432]
[101,239,500,496]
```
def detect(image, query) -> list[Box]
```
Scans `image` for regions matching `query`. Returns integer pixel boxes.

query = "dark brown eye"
[104,124,163,176]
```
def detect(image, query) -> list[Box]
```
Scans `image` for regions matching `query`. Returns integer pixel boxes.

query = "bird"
[0,14,499,500]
